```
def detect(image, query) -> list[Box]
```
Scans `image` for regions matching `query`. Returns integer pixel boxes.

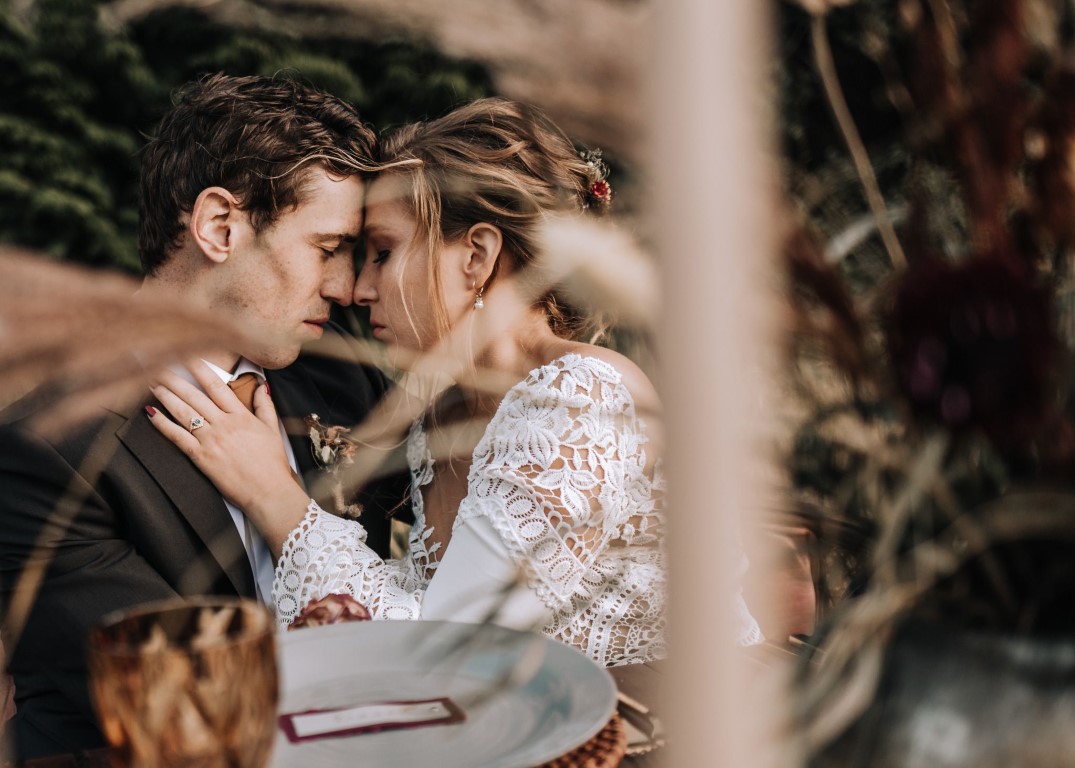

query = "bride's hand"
[146,362,309,552]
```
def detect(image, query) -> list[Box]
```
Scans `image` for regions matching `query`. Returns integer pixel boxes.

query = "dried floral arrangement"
[781,0,1075,759]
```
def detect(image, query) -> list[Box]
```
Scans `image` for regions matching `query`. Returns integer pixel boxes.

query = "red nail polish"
[145,406,158,417]
[264,381,271,397]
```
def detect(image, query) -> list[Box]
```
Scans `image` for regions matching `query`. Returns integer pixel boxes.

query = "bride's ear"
[190,187,243,264]
[462,222,503,287]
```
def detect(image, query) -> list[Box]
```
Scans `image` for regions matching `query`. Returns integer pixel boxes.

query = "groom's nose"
[322,259,356,307]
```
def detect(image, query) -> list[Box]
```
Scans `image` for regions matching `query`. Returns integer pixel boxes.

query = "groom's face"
[216,167,364,369]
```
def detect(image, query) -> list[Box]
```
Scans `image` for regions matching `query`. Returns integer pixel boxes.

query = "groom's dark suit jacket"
[0,326,407,759]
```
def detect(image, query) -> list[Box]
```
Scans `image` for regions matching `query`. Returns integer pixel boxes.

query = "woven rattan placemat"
[540,712,627,768]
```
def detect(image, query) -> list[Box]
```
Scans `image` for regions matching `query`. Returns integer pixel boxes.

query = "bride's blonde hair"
[376,97,609,343]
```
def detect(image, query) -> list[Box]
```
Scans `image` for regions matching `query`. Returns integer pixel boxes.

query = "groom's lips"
[303,318,329,335]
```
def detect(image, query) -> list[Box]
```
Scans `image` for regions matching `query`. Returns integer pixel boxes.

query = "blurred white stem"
[655,0,784,765]
[825,205,908,264]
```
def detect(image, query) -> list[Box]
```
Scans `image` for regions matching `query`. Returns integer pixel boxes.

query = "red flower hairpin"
[590,179,612,201]
[580,148,613,212]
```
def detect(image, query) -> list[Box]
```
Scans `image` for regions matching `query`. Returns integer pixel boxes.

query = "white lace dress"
[273,354,670,666]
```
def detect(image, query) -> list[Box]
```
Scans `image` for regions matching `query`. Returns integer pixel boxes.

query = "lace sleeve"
[455,355,667,665]
[272,500,427,627]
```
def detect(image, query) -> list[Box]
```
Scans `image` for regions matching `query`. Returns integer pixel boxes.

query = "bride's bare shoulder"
[559,343,661,416]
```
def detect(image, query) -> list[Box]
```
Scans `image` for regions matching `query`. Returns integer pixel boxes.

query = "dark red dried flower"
[887,256,1058,448]
[287,593,371,631]
[590,180,611,201]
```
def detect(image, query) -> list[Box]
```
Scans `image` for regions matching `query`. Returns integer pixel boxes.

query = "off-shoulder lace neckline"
[527,352,621,379]
[500,352,625,404]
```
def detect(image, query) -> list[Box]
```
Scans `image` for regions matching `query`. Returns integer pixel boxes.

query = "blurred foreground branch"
[99,0,648,162]
[0,245,249,436]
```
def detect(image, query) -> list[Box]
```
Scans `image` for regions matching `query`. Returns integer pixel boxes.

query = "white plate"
[269,620,616,767]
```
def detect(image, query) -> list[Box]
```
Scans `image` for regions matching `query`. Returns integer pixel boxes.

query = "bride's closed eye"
[373,249,391,264]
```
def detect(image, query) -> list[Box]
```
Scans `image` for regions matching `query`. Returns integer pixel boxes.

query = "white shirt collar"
[203,357,265,384]
[172,358,266,387]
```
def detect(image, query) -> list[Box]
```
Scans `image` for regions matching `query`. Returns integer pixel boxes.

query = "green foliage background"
[0,0,492,273]
[1,0,885,276]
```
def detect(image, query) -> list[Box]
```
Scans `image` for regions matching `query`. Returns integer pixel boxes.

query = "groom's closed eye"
[313,233,359,258]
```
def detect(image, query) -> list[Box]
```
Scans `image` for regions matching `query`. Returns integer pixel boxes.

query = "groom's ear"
[462,222,503,286]
[190,187,243,264]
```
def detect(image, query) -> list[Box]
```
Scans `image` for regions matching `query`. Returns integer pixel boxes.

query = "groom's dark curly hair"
[137,72,377,274]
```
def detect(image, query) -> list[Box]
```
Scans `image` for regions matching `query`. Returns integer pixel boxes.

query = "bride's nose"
[354,263,377,306]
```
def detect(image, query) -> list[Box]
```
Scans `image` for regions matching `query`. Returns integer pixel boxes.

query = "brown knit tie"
[228,372,261,412]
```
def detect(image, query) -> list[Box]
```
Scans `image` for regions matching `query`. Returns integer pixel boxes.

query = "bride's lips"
[370,324,386,340]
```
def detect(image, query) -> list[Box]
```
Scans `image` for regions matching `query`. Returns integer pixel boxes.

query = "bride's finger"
[186,359,246,414]
[151,383,210,433]
[151,368,220,419]
[145,404,201,456]
[251,380,279,429]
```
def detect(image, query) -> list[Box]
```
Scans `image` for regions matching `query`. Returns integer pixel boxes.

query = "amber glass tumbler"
[88,597,278,768]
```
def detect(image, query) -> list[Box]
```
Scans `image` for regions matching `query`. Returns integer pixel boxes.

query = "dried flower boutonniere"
[305,413,363,520]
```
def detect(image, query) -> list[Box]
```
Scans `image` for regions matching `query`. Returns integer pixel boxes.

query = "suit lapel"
[116,405,255,597]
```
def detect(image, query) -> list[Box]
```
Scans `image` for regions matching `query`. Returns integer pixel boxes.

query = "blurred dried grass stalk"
[304,216,663,507]
[0,0,659,433]
[0,244,252,436]
[0,0,661,636]
[0,220,660,593]
[98,0,649,163]
[786,0,1075,761]
[0,0,669,748]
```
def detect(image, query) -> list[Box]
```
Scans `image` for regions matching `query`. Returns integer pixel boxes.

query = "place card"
[279,697,465,743]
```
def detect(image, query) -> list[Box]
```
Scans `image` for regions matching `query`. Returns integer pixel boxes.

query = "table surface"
[10,660,667,768]
[7,639,816,768]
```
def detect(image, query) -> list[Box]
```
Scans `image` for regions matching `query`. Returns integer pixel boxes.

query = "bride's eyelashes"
[359,240,391,266]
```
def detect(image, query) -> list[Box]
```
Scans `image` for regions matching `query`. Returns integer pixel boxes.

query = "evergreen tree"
[0,0,155,269]
[0,0,492,274]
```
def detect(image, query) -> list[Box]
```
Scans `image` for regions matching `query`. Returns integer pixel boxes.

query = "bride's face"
[356,177,472,359]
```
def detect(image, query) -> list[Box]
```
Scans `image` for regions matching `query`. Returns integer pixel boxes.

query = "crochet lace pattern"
[274,354,668,666]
